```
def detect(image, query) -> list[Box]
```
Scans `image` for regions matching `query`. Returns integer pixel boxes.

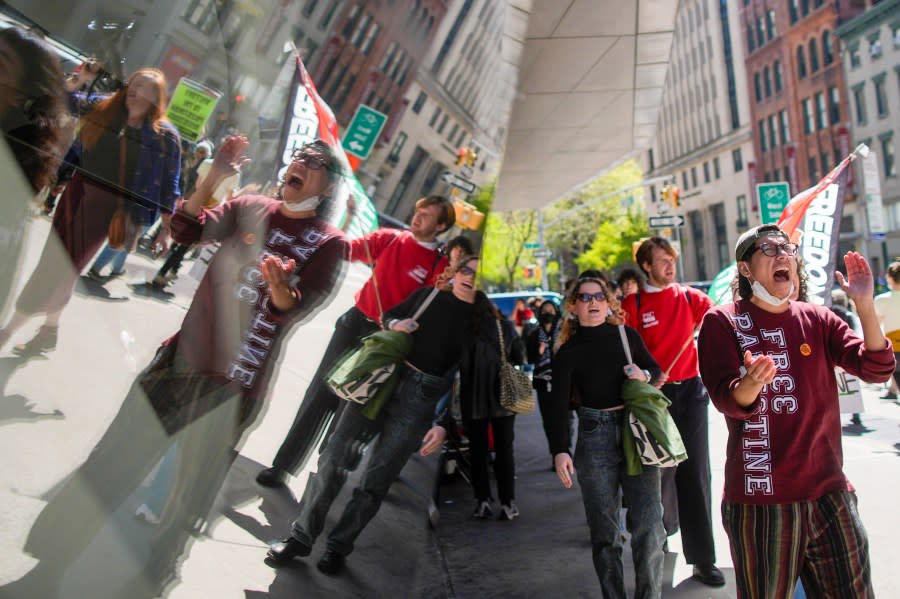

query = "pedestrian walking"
[874,260,900,400]
[255,194,454,487]
[552,275,666,598]
[266,256,481,576]
[621,237,724,586]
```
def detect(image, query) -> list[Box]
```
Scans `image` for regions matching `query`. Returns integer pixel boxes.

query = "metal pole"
[537,209,549,290]
[673,225,685,283]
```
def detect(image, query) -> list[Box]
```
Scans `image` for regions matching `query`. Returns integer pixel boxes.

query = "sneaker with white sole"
[498,502,519,521]
[134,503,161,525]
[472,500,493,519]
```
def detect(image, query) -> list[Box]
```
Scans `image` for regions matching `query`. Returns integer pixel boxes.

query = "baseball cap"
[734,224,790,262]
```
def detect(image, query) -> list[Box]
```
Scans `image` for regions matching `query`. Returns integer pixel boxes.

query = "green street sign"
[523,242,541,249]
[757,182,791,224]
[342,104,388,160]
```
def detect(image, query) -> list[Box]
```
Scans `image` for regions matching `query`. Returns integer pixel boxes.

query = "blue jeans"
[291,365,449,556]
[576,407,665,599]
[91,224,152,274]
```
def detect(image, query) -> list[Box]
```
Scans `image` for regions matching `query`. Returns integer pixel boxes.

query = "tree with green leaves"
[479,209,537,290]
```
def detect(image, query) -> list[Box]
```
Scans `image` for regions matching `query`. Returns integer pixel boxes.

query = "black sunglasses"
[753,242,798,257]
[576,291,607,303]
[457,265,477,276]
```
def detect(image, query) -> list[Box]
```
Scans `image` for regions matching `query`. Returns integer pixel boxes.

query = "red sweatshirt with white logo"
[350,229,448,323]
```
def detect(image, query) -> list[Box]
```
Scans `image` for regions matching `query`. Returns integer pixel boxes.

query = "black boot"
[265,537,311,566]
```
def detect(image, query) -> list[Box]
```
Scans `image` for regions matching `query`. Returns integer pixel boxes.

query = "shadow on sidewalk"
[0,355,63,425]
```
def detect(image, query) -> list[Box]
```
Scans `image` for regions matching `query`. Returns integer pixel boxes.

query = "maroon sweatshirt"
[698,299,895,504]
[169,195,348,401]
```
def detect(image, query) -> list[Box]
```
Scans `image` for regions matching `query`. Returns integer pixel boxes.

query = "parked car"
[488,290,563,319]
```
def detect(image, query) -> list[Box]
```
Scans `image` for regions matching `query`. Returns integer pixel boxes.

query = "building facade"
[836,0,900,271]
[645,0,757,281]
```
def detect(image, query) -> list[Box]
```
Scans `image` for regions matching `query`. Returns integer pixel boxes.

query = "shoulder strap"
[410,287,441,322]
[617,325,633,364]
[635,291,640,311]
[496,320,508,365]
[681,285,692,306]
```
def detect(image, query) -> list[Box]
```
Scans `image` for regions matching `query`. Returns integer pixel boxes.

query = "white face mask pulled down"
[283,196,321,213]
[751,279,794,306]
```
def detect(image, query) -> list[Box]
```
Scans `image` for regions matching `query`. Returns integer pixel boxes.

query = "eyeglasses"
[576,291,607,303]
[753,242,798,257]
[457,265,477,276]
[291,150,330,170]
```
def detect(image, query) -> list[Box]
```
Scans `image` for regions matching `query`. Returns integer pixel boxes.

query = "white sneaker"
[472,500,493,519]
[498,502,519,521]
[134,503,161,525]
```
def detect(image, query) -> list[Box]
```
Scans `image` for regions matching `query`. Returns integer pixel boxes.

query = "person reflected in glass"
[0,136,348,597]
[0,64,181,355]
[552,276,665,598]
[0,27,68,317]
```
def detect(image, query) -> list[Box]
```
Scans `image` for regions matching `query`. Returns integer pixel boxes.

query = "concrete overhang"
[494,0,679,211]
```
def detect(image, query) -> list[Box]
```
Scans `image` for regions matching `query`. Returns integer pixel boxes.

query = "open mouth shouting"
[773,266,791,284]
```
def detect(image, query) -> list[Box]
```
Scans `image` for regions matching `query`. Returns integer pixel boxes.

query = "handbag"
[617,325,679,467]
[327,287,441,416]
[496,320,534,414]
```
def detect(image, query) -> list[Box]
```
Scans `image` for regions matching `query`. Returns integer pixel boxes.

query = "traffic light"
[522,264,541,279]
[465,148,477,167]
[661,184,681,209]
[455,147,468,166]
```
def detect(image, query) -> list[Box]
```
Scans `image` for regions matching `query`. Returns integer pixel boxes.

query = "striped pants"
[722,490,873,599]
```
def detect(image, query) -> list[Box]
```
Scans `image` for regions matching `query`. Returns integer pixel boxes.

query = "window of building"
[893,23,900,49]
[764,66,772,97]
[788,0,799,24]
[691,166,698,187]
[801,0,810,17]
[682,171,690,190]
[766,10,776,41]
[429,106,442,127]
[436,114,449,134]
[387,131,407,164]
[849,42,861,69]
[756,16,766,48]
[733,148,744,172]
[456,128,466,146]
[815,92,826,130]
[447,123,458,142]
[869,33,882,60]
[779,109,790,144]
[360,22,380,55]
[874,74,888,117]
[319,0,340,30]
[808,39,819,73]
[822,31,833,65]
[880,133,895,177]
[754,72,762,102]
[852,84,867,125]
[748,25,756,53]
[712,203,729,268]
[797,46,807,78]
[808,156,818,182]
[737,194,749,227]
[827,86,840,125]
[759,119,768,152]
[768,115,778,148]
[802,98,814,134]
[302,0,320,18]
[703,161,711,183]
[412,91,426,114]
[714,157,721,179]
[350,13,372,46]
[183,0,217,33]
[774,60,783,92]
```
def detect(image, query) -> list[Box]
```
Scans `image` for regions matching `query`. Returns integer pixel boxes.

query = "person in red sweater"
[620,236,724,587]
[256,194,454,487]
[698,224,895,598]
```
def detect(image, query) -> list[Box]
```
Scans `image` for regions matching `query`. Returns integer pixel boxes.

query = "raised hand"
[835,251,874,306]
[261,255,298,312]
[210,135,251,181]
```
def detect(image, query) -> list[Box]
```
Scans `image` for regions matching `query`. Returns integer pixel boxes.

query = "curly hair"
[559,277,623,345]
[276,140,343,222]
[0,27,67,192]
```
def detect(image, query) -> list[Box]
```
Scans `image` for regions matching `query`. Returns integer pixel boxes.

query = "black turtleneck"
[548,322,660,455]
